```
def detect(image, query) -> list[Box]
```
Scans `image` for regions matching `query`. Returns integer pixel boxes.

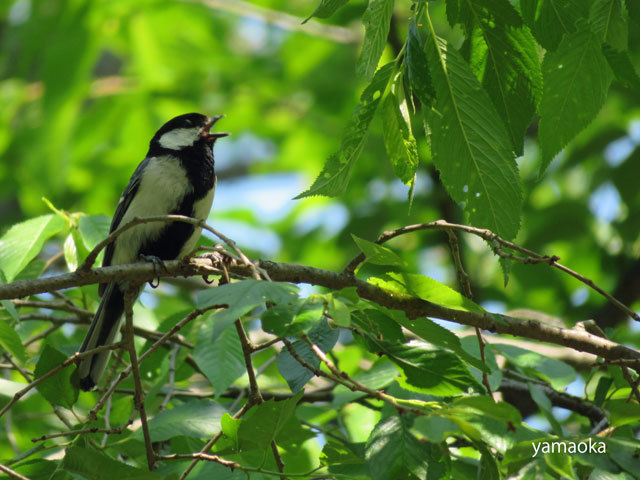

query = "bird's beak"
[201,115,229,143]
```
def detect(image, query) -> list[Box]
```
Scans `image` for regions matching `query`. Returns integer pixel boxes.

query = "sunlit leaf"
[426,36,522,242]
[0,214,65,282]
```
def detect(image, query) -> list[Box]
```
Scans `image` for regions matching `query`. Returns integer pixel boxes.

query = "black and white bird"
[77,113,228,391]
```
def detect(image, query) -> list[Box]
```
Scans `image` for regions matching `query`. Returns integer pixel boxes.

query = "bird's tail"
[77,283,127,391]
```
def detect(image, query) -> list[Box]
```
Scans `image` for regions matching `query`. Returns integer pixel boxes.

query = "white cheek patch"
[158,127,200,150]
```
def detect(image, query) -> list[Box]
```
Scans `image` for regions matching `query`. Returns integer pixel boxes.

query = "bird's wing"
[99,157,150,295]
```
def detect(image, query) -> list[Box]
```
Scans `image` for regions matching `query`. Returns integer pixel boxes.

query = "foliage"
[1,0,640,479]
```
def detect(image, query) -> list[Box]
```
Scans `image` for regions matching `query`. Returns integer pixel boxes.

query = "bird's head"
[152,113,228,150]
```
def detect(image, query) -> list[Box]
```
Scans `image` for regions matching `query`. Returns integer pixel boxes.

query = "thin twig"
[179,401,254,480]
[123,286,155,470]
[88,306,217,420]
[0,343,122,419]
[31,419,134,442]
[445,228,494,399]
[0,463,30,480]
[342,220,640,323]
[160,344,180,411]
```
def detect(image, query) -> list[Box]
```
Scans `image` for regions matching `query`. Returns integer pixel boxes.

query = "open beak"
[201,115,229,143]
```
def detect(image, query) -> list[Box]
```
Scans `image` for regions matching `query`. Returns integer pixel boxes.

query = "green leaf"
[328,296,351,327]
[78,214,110,250]
[538,23,612,173]
[528,383,563,435]
[0,305,27,363]
[146,399,226,441]
[398,317,489,372]
[321,439,368,478]
[462,0,542,155]
[602,44,640,89]
[381,92,419,184]
[589,0,628,50]
[261,299,324,337]
[545,451,577,480]
[197,279,298,308]
[332,358,398,406]
[494,343,576,389]
[364,415,432,480]
[379,340,482,395]
[193,322,244,398]
[405,18,435,108]
[520,0,589,51]
[221,412,240,449]
[34,344,78,408]
[62,446,164,480]
[351,234,406,267]
[593,376,613,407]
[426,36,522,242]
[370,272,486,313]
[303,0,350,23]
[357,0,394,80]
[0,214,65,282]
[277,318,339,392]
[237,391,304,452]
[605,398,640,426]
[476,441,501,480]
[452,396,522,424]
[295,63,394,198]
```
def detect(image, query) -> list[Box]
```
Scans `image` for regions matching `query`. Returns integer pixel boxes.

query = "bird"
[76,113,228,391]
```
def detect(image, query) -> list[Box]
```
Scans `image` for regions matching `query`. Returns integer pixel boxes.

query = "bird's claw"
[139,254,167,288]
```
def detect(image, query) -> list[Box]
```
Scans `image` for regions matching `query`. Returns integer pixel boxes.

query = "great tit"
[77,113,228,391]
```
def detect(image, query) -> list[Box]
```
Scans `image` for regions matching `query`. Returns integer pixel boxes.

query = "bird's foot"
[139,254,168,288]
[200,245,235,285]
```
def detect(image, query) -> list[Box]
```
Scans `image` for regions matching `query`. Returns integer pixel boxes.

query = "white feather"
[112,156,192,265]
[158,127,200,150]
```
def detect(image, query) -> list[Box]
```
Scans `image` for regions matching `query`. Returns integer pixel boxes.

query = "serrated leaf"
[34,344,78,408]
[0,214,65,282]
[406,18,435,108]
[452,396,522,424]
[370,272,486,313]
[462,0,542,155]
[379,340,483,395]
[589,0,628,50]
[494,343,576,389]
[295,63,394,199]
[237,391,304,452]
[426,36,522,242]
[381,92,419,184]
[262,299,324,337]
[63,446,165,480]
[357,0,394,79]
[365,415,432,480]
[602,44,640,89]
[321,439,368,477]
[351,234,406,267]
[277,318,339,392]
[398,317,489,373]
[520,0,589,51]
[303,0,349,23]
[198,279,298,308]
[538,23,612,174]
[146,399,226,441]
[194,322,245,398]
[0,305,26,363]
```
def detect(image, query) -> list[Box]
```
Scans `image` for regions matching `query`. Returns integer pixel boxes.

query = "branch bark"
[2,256,639,367]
